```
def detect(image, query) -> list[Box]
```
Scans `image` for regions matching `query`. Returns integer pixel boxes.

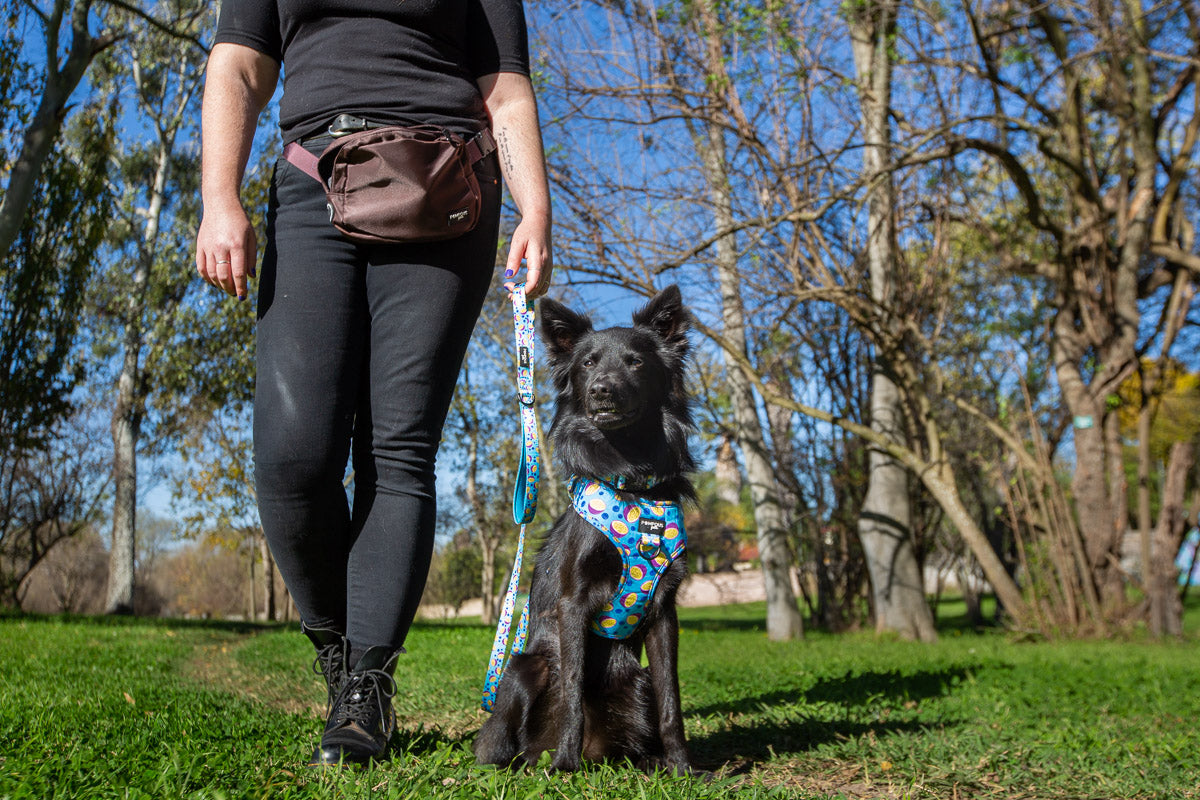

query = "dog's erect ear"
[540,298,593,360]
[631,285,689,348]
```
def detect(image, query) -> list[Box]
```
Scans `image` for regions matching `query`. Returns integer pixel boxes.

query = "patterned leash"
[481,284,539,712]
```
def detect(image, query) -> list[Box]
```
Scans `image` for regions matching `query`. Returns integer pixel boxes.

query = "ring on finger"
[216,259,231,265]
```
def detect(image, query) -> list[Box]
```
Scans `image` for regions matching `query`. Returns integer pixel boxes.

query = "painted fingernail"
[504,268,515,278]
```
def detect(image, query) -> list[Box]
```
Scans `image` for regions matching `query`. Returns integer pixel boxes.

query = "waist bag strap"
[281,127,497,185]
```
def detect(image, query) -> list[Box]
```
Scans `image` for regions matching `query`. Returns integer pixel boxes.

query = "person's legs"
[344,155,501,654]
[308,154,501,765]
[254,152,368,634]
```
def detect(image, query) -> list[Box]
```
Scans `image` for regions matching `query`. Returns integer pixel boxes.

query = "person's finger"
[213,254,234,296]
[245,228,258,280]
[230,247,248,301]
[525,243,552,299]
[197,237,217,288]
[504,237,524,283]
[524,257,544,299]
[201,251,220,289]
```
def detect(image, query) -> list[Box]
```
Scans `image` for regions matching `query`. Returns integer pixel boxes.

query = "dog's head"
[540,285,692,439]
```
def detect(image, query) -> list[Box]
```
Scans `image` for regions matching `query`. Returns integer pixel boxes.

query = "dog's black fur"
[473,285,697,774]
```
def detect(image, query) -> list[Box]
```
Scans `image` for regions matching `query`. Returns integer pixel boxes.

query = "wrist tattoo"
[497,130,517,176]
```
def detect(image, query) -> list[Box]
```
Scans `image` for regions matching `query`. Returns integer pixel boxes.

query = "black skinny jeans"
[254,141,500,651]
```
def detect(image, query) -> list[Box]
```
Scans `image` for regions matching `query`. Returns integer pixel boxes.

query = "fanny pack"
[282,114,496,243]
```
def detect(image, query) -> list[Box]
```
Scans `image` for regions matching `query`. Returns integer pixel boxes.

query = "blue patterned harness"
[569,476,687,639]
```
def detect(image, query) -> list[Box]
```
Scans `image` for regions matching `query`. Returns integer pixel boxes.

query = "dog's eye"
[627,356,643,367]
[582,358,595,368]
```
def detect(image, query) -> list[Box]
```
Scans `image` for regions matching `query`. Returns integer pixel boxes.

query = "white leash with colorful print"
[481,284,538,712]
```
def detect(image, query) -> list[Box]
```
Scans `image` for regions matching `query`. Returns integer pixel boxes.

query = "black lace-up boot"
[302,622,349,716]
[308,645,401,766]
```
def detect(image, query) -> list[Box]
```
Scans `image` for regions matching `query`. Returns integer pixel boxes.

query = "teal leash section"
[481,285,538,713]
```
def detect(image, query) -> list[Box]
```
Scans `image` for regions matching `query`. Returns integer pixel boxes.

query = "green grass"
[2,602,1198,799]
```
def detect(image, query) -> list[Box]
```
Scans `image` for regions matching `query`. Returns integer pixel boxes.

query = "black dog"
[474,285,697,774]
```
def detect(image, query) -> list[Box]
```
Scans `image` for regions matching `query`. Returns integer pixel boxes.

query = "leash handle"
[511,285,539,524]
[481,284,538,712]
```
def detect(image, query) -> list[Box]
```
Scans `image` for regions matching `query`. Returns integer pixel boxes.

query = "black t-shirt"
[214,0,530,142]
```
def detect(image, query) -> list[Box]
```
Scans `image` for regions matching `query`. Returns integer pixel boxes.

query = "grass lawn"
[1,600,1198,799]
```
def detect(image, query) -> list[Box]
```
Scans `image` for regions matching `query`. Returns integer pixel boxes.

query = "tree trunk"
[1054,333,1122,607]
[105,389,139,614]
[848,0,937,642]
[248,537,257,621]
[1136,396,1155,596]
[104,120,172,614]
[259,531,276,621]
[0,0,105,258]
[859,373,936,640]
[461,389,500,626]
[480,536,498,625]
[712,186,802,639]
[1105,411,1129,552]
[913,456,1026,621]
[682,0,802,642]
[956,561,983,627]
[714,434,741,507]
[1148,441,1195,637]
[696,125,803,642]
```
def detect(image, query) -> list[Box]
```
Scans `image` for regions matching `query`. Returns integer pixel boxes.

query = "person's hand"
[503,211,553,300]
[196,200,257,301]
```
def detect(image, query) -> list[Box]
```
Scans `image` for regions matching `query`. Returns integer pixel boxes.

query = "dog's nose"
[588,381,612,400]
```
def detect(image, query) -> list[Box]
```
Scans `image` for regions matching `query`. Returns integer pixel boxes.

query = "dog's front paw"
[549,750,581,773]
[657,756,709,780]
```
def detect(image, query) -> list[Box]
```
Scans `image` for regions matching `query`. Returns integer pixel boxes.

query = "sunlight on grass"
[1,607,1198,799]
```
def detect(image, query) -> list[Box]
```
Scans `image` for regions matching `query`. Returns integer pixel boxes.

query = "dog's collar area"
[568,476,686,639]
[592,473,669,493]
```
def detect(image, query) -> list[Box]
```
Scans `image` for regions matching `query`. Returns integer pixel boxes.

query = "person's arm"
[195,43,279,300]
[477,71,553,299]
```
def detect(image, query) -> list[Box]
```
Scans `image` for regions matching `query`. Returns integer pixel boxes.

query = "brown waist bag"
[283,120,496,243]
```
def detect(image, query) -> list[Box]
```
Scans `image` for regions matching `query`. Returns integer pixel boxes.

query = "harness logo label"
[639,518,665,536]
[449,208,470,224]
[519,346,531,369]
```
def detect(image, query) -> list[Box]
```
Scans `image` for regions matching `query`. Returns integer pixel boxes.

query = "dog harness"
[569,476,687,639]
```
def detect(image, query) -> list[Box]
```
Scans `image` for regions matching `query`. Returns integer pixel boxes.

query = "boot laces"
[335,667,397,737]
[311,642,344,711]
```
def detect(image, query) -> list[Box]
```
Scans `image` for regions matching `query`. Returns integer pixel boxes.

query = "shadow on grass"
[677,616,770,633]
[687,666,977,770]
[390,726,472,757]
[691,665,977,719]
[806,665,977,707]
[689,717,934,770]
